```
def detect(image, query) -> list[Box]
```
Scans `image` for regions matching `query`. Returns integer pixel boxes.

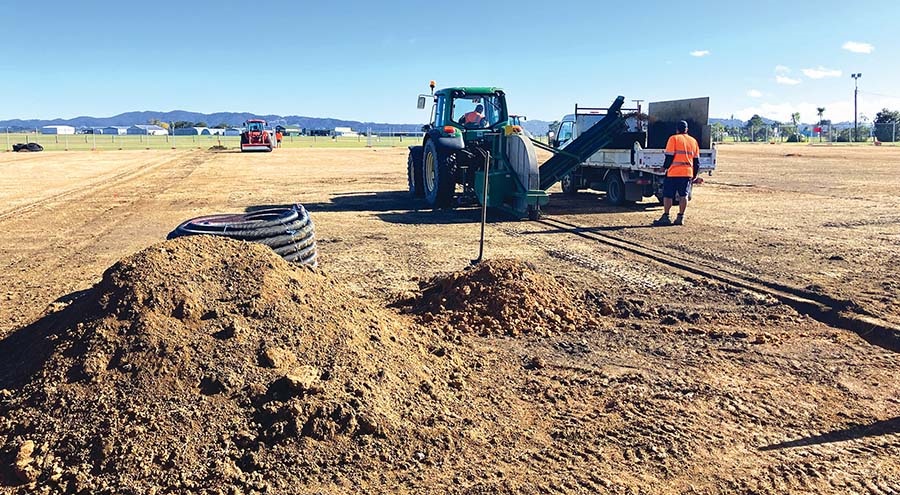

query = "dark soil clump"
[410,259,601,337]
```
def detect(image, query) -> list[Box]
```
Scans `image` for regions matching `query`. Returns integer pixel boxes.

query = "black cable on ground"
[168,204,318,267]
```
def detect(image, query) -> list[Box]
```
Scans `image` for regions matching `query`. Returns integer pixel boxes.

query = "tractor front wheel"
[407,146,424,198]
[423,140,455,208]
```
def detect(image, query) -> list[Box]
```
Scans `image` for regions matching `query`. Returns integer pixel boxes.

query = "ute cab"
[241,119,273,152]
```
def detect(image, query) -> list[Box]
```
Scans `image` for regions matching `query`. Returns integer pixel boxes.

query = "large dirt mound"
[411,259,600,337]
[0,236,453,494]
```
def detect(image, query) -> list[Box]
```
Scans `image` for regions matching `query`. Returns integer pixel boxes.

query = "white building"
[224,128,242,136]
[127,124,168,136]
[333,126,358,137]
[41,125,75,135]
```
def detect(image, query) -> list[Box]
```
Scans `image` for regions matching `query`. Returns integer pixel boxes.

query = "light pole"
[851,73,862,142]
[632,99,645,131]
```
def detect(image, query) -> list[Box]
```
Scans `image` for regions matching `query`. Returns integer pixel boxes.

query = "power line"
[859,90,900,99]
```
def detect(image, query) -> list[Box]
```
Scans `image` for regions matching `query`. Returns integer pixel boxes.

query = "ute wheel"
[407,145,424,198]
[422,140,455,208]
[560,174,579,195]
[606,173,627,206]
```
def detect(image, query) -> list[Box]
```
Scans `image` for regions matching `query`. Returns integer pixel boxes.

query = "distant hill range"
[0,110,555,136]
[3,111,840,136]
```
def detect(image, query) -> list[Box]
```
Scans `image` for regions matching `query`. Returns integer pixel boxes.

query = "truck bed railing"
[535,96,626,191]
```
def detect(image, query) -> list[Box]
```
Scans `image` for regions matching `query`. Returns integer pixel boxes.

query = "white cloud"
[842,41,874,54]
[690,50,710,57]
[776,75,802,85]
[802,66,842,79]
[775,65,791,74]
[747,89,763,98]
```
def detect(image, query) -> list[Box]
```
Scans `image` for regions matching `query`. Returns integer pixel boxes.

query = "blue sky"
[1,0,897,124]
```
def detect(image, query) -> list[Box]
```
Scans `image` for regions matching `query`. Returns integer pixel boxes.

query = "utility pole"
[851,73,862,142]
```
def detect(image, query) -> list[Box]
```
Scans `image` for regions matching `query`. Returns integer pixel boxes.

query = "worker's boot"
[652,214,672,226]
[673,214,685,226]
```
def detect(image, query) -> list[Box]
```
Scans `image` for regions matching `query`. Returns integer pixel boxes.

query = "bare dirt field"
[0,144,898,494]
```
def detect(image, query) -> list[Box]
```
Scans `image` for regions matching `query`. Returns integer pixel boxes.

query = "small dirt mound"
[208,145,228,151]
[0,236,452,493]
[411,259,600,337]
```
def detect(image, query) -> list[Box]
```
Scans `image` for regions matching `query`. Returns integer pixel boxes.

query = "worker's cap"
[475,104,484,111]
[677,120,689,133]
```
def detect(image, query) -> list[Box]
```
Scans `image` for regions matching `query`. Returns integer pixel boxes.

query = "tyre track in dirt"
[0,151,210,335]
[508,215,900,353]
[488,326,900,495]
[0,152,189,222]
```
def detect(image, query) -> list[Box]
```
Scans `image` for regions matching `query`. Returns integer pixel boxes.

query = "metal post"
[472,151,491,265]
[851,73,861,142]
[5,127,9,152]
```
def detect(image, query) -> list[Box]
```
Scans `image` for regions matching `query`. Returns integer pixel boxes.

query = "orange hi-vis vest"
[463,111,483,124]
[665,133,700,178]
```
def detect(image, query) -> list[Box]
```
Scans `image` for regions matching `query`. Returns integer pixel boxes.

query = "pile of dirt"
[208,145,228,151]
[409,259,601,337]
[0,236,456,494]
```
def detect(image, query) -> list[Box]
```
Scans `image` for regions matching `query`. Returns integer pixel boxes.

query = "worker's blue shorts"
[662,177,691,199]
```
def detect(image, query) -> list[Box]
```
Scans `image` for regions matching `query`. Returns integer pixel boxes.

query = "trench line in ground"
[533,216,900,353]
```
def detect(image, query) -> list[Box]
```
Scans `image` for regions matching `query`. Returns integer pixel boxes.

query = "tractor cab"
[246,120,266,133]
[426,88,508,138]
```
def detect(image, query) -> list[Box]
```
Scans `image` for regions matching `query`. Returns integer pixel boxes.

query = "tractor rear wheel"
[407,146,424,198]
[422,140,455,208]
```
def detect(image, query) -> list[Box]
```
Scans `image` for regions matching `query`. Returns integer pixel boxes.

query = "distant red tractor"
[241,119,273,152]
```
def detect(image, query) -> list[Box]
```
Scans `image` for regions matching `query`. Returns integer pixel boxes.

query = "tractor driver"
[460,104,486,127]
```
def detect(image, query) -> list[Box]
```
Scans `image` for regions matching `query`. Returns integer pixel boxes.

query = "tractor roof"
[435,87,505,96]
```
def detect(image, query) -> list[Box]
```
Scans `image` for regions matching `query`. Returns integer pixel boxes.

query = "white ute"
[552,97,717,205]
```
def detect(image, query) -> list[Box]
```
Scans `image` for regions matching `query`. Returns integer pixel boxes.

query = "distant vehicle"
[241,120,273,152]
[13,143,44,152]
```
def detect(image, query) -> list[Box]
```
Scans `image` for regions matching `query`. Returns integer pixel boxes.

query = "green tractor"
[407,83,549,220]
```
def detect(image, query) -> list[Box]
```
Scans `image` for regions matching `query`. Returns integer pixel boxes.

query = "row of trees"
[146,119,230,129]
[710,106,900,143]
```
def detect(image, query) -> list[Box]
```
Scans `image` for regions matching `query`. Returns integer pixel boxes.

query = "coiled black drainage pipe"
[169,204,318,267]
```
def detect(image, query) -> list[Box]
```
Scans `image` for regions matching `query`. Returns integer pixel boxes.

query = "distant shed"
[173,127,209,136]
[100,126,129,135]
[40,125,75,135]
[127,124,168,136]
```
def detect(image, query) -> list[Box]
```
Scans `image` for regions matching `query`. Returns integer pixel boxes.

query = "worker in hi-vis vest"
[653,120,701,226]
[460,104,486,127]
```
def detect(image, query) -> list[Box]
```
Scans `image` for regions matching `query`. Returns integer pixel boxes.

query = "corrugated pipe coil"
[168,204,318,267]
